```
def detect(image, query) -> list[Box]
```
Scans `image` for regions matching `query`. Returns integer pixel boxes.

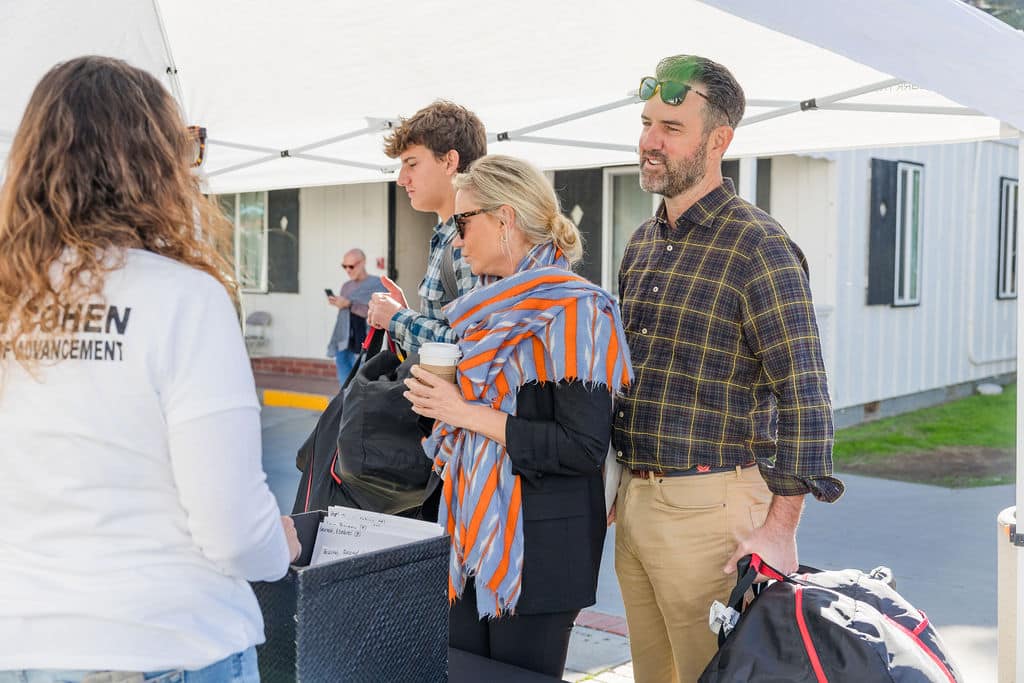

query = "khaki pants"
[615,465,772,683]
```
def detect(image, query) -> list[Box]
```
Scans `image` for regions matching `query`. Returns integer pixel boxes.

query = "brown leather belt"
[628,468,669,478]
[628,462,755,478]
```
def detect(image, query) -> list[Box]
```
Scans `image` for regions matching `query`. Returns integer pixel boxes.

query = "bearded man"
[610,54,844,683]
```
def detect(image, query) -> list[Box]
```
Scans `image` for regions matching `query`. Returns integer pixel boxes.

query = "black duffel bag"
[331,347,433,514]
[291,383,347,515]
[700,554,963,683]
[292,330,433,517]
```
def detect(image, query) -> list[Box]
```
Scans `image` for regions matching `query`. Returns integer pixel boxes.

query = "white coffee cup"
[418,342,462,383]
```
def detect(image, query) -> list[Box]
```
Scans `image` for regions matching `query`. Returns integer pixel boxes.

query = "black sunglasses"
[638,77,734,125]
[452,208,493,239]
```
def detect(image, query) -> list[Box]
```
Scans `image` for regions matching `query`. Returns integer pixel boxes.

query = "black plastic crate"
[252,510,449,682]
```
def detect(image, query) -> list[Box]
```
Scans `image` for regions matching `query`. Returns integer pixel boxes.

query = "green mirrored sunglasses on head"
[638,76,711,107]
[638,76,736,126]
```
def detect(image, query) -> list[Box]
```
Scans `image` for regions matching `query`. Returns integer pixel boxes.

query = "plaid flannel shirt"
[389,216,478,353]
[613,179,843,502]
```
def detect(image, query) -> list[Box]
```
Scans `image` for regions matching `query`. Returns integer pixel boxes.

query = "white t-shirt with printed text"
[0,249,289,671]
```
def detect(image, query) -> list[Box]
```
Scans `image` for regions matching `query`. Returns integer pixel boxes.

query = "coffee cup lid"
[419,342,462,362]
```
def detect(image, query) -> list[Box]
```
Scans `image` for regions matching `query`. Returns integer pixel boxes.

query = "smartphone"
[324,288,335,298]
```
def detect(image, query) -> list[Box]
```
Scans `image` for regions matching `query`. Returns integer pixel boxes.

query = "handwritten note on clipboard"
[309,506,444,566]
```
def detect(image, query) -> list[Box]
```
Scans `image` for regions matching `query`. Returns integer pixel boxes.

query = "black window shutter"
[267,189,300,293]
[867,159,897,305]
[722,159,740,188]
[756,158,772,213]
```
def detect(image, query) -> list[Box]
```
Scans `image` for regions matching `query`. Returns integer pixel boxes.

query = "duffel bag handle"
[719,554,822,645]
[747,553,788,582]
[362,327,399,356]
[340,328,395,390]
[718,554,792,646]
[725,555,789,614]
[726,554,820,612]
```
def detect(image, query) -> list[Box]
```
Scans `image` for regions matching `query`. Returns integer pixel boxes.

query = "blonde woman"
[404,155,633,676]
[0,56,299,682]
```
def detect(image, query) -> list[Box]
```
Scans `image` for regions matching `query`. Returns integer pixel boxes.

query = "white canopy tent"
[2,0,1022,193]
[2,0,1023,675]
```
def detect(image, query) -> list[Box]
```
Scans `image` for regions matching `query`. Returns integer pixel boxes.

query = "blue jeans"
[335,349,357,386]
[0,646,259,683]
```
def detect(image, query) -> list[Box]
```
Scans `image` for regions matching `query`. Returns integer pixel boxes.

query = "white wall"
[393,187,436,313]
[828,140,1017,409]
[768,155,839,391]
[241,183,389,359]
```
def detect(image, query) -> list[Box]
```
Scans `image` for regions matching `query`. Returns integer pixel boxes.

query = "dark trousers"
[449,578,579,678]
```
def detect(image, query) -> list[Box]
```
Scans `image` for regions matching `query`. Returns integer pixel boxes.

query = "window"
[217,190,300,294]
[603,168,659,296]
[217,192,269,292]
[893,162,923,306]
[867,159,924,307]
[998,177,1018,299]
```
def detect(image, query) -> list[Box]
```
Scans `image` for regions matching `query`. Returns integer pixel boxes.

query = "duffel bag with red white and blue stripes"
[700,554,962,682]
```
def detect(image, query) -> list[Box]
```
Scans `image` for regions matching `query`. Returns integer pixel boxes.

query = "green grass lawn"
[832,384,1015,487]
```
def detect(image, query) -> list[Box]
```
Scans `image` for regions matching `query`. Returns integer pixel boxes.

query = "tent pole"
[494,96,638,141]
[206,154,283,178]
[206,151,398,178]
[821,103,984,116]
[151,0,189,123]
[1017,131,1024,683]
[511,135,636,153]
[747,99,799,108]
[739,78,903,128]
[291,153,397,173]
[207,140,279,155]
[289,122,393,155]
[206,120,398,178]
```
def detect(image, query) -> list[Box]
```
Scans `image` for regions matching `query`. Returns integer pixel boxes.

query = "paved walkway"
[260,406,1009,683]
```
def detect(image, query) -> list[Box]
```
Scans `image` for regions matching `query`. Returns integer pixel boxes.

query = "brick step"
[251,356,336,379]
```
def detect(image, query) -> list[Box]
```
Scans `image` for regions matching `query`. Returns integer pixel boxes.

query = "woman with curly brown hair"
[0,56,299,682]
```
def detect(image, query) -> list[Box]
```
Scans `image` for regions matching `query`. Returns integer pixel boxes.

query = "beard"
[639,135,709,198]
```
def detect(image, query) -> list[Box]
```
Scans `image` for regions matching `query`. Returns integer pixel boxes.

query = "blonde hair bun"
[453,154,584,265]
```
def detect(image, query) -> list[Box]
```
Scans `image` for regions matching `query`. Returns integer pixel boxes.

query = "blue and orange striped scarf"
[422,241,633,617]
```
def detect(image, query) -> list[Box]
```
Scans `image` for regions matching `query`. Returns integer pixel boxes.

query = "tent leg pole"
[1016,132,1024,683]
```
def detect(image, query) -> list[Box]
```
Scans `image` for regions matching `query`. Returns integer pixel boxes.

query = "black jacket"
[422,380,611,615]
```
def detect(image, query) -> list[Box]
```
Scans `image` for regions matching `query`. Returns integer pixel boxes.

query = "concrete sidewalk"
[260,406,1008,682]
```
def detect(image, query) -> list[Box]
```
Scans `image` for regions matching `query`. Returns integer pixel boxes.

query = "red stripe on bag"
[329,449,342,484]
[912,610,930,636]
[303,447,317,512]
[795,587,828,683]
[884,614,956,683]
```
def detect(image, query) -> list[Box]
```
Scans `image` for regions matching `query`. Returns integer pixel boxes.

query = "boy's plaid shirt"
[389,216,478,353]
[613,179,843,502]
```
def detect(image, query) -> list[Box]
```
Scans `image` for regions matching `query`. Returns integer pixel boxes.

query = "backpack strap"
[439,238,459,303]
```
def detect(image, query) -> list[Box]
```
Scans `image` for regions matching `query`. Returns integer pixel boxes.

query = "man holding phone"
[326,248,386,386]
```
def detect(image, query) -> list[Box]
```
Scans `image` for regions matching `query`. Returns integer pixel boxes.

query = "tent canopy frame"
[197,78,997,179]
